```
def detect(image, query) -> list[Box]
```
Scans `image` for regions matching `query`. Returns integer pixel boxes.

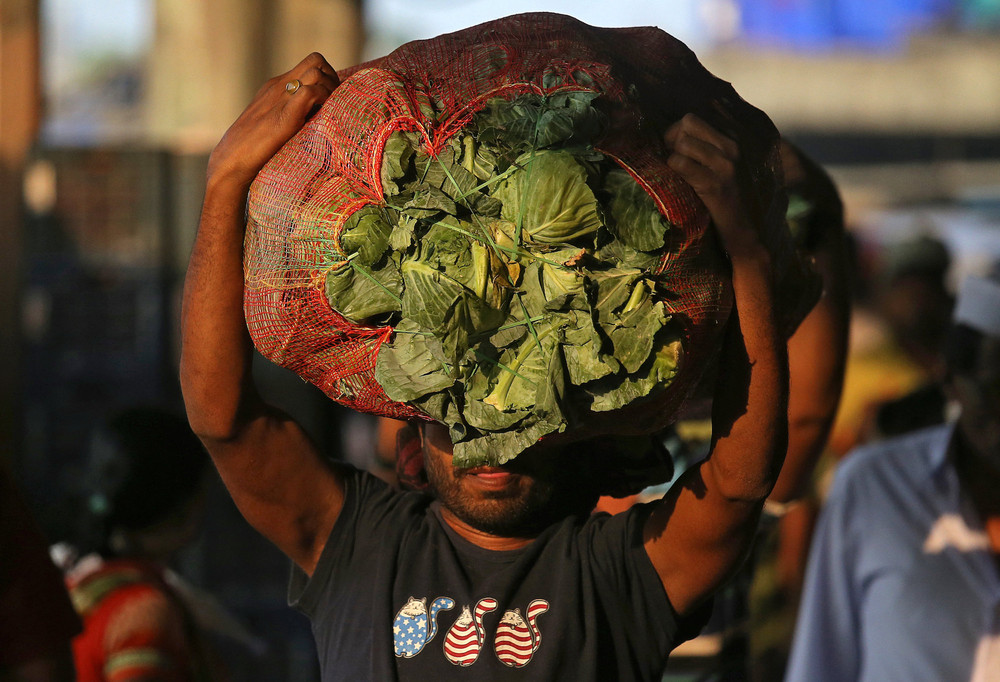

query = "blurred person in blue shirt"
[785,271,1000,682]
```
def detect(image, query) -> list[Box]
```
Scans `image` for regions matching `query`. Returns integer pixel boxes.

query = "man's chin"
[449,498,547,537]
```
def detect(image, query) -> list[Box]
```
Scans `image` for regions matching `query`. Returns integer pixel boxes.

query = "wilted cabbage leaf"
[494,150,603,245]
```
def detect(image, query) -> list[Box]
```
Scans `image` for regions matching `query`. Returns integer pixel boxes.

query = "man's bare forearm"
[180,180,258,441]
[662,113,789,503]
[181,51,339,442]
[707,243,788,504]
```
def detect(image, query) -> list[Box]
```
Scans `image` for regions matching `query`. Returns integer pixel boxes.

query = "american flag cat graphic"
[392,596,455,658]
[494,599,549,668]
[443,597,498,666]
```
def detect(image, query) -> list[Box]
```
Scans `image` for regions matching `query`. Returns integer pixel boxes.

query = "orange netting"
[244,12,813,432]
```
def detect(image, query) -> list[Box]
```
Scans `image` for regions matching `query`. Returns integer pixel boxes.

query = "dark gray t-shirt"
[290,467,683,681]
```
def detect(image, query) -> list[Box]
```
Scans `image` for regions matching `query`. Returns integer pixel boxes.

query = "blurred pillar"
[0,0,40,467]
[270,0,366,75]
[146,0,364,151]
[146,0,270,150]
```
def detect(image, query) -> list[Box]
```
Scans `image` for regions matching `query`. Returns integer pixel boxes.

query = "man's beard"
[424,457,561,537]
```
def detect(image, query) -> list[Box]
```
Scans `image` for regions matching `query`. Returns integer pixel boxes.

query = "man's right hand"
[208,52,339,192]
[180,54,345,576]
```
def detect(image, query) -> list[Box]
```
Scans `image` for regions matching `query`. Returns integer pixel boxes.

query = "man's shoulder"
[342,465,433,516]
[583,503,652,535]
[572,505,659,576]
[842,424,951,472]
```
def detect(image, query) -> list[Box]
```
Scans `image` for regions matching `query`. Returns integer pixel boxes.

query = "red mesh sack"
[244,12,817,467]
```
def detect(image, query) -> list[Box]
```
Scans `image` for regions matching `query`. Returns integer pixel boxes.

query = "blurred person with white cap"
[785,270,1000,682]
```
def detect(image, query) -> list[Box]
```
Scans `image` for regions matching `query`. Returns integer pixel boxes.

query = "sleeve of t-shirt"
[288,466,403,617]
[583,504,681,666]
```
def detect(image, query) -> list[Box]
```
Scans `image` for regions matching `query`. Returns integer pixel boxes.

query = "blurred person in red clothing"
[58,407,225,682]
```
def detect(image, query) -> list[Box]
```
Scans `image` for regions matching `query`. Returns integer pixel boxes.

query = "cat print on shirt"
[393,595,549,667]
[494,599,550,668]
[443,597,498,666]
[392,596,455,657]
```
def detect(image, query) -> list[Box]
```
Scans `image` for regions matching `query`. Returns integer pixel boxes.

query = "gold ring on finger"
[285,79,302,94]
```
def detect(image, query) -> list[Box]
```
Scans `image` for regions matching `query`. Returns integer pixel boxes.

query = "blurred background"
[1,0,999,679]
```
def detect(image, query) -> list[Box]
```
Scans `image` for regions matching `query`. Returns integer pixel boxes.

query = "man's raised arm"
[643,114,790,617]
[180,53,343,575]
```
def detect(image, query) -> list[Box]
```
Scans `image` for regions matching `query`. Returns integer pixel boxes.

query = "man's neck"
[437,505,538,551]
